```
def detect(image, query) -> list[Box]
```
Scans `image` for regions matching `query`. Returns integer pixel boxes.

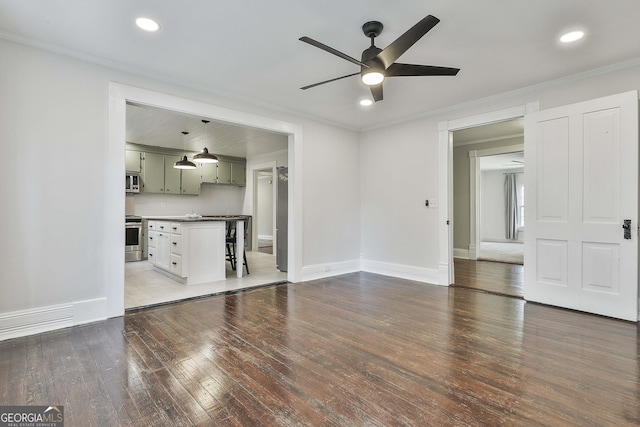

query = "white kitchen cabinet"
[148,219,226,285]
[154,230,171,271]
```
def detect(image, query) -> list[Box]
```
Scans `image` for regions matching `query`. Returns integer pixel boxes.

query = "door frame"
[252,164,277,254]
[469,145,524,260]
[438,102,539,285]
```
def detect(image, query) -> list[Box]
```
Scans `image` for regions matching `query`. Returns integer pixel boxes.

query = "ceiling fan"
[299,15,460,102]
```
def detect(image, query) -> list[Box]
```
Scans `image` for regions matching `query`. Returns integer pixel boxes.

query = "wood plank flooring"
[454,258,524,298]
[1,272,638,426]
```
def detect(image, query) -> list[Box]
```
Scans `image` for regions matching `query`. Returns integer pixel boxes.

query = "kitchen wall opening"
[124,103,289,309]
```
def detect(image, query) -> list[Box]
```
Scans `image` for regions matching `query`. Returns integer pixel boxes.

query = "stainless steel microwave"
[126,172,140,193]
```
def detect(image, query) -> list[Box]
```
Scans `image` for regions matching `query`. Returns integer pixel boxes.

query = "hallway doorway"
[451,119,525,298]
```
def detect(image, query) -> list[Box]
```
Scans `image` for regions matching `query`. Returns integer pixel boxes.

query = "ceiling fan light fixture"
[361,70,385,86]
[360,99,373,106]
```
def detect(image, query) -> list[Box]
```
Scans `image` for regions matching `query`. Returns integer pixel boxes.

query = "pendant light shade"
[174,155,197,169]
[174,131,197,170]
[193,119,218,163]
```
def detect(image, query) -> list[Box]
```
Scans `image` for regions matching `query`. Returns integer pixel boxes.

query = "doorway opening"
[254,168,275,255]
[451,121,524,298]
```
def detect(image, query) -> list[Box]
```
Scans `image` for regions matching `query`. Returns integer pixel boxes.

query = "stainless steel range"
[125,215,142,262]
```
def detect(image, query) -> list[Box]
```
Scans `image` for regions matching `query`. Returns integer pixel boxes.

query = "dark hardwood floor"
[454,258,524,298]
[1,272,638,426]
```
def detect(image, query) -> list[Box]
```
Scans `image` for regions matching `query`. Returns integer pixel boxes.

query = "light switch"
[425,199,438,208]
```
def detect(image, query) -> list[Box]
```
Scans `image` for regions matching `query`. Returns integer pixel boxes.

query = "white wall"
[0,38,360,339]
[360,61,640,285]
[360,119,441,282]
[3,34,640,338]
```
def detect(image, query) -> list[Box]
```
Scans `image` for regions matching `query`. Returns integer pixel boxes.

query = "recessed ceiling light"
[560,30,584,43]
[136,17,160,32]
[360,99,373,106]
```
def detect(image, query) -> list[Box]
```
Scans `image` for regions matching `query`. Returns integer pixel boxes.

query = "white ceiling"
[126,103,288,157]
[2,1,640,131]
[479,152,524,171]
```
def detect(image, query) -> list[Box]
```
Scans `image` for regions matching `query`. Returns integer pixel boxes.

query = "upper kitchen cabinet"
[200,163,217,184]
[125,150,142,173]
[231,161,246,186]
[163,155,182,195]
[181,166,201,195]
[209,157,247,186]
[141,152,165,194]
[129,143,245,193]
[139,150,200,195]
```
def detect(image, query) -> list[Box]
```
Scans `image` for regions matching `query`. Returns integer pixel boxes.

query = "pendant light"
[174,131,197,170]
[193,119,218,163]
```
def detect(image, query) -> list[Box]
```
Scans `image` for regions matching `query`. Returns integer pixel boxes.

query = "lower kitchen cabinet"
[155,230,171,271]
[147,220,225,285]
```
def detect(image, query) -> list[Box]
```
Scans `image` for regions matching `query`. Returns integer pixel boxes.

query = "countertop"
[144,215,250,222]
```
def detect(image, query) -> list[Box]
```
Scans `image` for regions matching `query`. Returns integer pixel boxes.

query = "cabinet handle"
[149,254,153,257]
[172,227,177,230]
[149,237,153,240]
[172,262,177,265]
[172,242,177,245]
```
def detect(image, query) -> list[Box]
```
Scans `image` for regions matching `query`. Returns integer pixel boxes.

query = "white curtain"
[505,173,519,240]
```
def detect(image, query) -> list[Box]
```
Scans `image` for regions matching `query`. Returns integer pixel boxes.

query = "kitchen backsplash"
[126,184,245,216]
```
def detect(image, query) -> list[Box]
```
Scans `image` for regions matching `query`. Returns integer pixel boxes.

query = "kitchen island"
[145,215,250,284]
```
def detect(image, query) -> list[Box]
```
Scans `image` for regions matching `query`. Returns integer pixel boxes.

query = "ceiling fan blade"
[376,15,440,69]
[386,63,460,77]
[300,72,360,90]
[370,84,383,102]
[299,36,369,68]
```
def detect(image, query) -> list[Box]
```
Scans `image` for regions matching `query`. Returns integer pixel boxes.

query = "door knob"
[623,219,631,239]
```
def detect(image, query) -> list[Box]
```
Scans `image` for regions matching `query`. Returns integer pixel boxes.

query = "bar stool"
[225,220,249,274]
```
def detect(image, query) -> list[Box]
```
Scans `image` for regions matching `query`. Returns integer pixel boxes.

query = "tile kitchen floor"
[125,251,287,309]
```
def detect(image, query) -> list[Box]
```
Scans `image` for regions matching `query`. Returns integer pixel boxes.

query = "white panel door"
[524,91,638,321]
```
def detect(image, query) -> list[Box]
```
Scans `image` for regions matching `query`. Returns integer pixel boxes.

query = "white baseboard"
[0,297,107,341]
[301,259,361,282]
[257,234,273,241]
[361,259,441,285]
[481,238,524,244]
[454,248,469,259]
[469,243,477,260]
